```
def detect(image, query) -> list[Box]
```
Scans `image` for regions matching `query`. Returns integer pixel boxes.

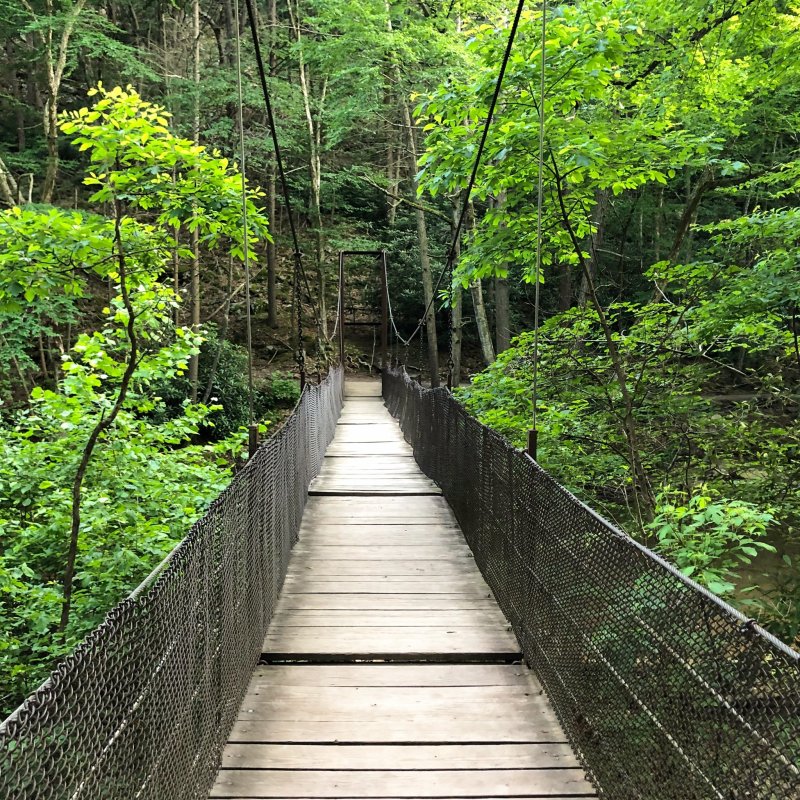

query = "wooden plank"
[274,595,500,611]
[297,524,462,536]
[291,547,474,559]
[263,627,519,655]
[246,665,539,687]
[284,573,487,584]
[236,686,544,718]
[309,485,441,496]
[296,538,464,548]
[210,768,595,798]
[316,464,424,473]
[267,611,508,627]
[330,432,407,444]
[311,474,436,484]
[289,560,478,576]
[299,523,461,535]
[281,582,495,595]
[228,716,564,743]
[325,445,414,456]
[344,384,382,397]
[306,496,449,511]
[295,539,466,549]
[303,506,455,520]
[219,742,578,769]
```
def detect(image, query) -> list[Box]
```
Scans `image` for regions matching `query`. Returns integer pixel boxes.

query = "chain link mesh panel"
[0,366,343,800]
[383,367,800,800]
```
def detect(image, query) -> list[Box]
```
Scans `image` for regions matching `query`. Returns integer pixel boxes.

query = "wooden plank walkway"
[211,379,596,799]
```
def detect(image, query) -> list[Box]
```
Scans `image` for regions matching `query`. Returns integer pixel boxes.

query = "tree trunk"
[471,279,495,366]
[0,155,18,206]
[188,0,201,402]
[495,277,510,353]
[402,101,439,386]
[669,168,712,263]
[558,262,572,311]
[450,202,463,386]
[203,256,234,403]
[41,86,60,203]
[60,198,138,631]
[577,190,609,307]
[289,0,327,338]
[39,0,87,203]
[451,283,463,386]
[266,0,278,328]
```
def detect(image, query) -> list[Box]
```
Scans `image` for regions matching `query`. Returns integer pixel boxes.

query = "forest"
[0,0,798,719]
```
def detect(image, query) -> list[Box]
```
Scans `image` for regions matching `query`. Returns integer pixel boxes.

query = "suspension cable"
[382,256,412,348]
[234,0,257,457]
[243,0,317,387]
[399,0,527,370]
[529,0,546,462]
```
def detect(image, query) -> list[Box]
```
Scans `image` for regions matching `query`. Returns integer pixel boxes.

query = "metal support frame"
[337,250,390,373]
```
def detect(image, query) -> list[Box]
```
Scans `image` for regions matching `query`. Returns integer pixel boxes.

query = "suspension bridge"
[2,0,800,794]
[1,350,799,799]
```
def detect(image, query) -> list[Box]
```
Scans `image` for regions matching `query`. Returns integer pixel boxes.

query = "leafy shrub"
[152,325,249,439]
[256,371,300,416]
[0,294,244,717]
[647,487,776,595]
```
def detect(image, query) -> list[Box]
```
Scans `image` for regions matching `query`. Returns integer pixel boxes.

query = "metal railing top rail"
[0,365,344,799]
[382,366,800,800]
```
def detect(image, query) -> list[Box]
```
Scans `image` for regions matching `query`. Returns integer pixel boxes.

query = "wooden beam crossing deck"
[211,379,596,800]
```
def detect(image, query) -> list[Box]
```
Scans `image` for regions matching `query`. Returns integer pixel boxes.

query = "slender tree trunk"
[40,0,87,203]
[386,115,402,226]
[552,157,654,526]
[60,199,138,631]
[203,256,234,403]
[385,4,437,383]
[577,190,609,307]
[471,279,495,366]
[0,155,18,206]
[654,187,663,262]
[451,283,463,385]
[495,277,510,353]
[451,202,463,386]
[289,0,327,338]
[402,102,439,385]
[266,0,278,328]
[558,262,572,311]
[41,87,60,203]
[669,168,712,263]
[188,0,201,402]
[492,192,511,353]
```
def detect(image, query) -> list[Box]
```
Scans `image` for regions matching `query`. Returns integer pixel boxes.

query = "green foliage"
[415,0,790,287]
[648,487,776,596]
[0,83,279,716]
[0,290,240,716]
[60,84,271,262]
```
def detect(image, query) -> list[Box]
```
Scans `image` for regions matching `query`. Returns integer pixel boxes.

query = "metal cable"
[530,1,546,458]
[243,0,317,381]
[234,0,256,438]
[401,0,528,351]
[382,256,412,347]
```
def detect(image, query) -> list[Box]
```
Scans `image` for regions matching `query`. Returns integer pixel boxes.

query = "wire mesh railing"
[0,366,344,800]
[383,366,800,800]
